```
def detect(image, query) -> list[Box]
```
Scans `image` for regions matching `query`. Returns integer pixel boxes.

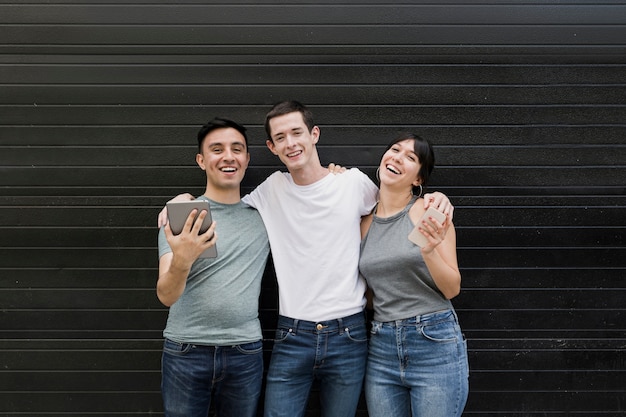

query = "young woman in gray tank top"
[359,132,469,417]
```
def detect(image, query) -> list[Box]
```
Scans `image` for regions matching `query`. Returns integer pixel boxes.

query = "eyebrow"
[393,144,417,157]
[207,141,246,148]
[274,126,303,136]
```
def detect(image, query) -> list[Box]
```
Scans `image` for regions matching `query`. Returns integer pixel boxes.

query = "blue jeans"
[365,310,469,417]
[263,311,368,417]
[161,338,263,417]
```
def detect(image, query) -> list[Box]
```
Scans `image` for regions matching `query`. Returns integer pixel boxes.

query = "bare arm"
[413,208,461,299]
[156,209,216,306]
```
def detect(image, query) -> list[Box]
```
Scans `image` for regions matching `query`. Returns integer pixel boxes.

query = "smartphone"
[166,200,217,258]
[408,206,447,247]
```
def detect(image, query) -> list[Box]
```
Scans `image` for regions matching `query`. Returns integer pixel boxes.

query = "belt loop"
[451,308,459,324]
[292,319,299,335]
[337,317,344,334]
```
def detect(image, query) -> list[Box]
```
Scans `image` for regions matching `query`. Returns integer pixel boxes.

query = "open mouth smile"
[386,164,400,175]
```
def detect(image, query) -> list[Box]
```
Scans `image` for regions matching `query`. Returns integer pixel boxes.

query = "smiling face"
[196,127,250,192]
[379,139,422,189]
[266,111,320,173]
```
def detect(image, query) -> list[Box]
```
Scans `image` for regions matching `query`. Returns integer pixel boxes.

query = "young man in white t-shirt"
[244,101,453,417]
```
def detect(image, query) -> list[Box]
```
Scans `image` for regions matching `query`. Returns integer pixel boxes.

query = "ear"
[196,153,206,170]
[311,126,320,144]
[413,177,422,187]
[266,139,278,155]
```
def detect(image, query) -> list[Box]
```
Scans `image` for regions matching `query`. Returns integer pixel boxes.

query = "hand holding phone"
[408,207,446,247]
[166,200,217,258]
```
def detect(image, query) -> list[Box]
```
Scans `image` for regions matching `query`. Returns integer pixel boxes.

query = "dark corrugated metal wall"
[1,1,624,416]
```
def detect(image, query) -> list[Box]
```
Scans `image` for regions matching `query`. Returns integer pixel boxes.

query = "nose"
[223,148,235,161]
[284,135,296,147]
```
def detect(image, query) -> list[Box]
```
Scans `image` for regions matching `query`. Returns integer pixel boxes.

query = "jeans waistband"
[377,309,457,327]
[277,311,365,334]
[164,338,262,350]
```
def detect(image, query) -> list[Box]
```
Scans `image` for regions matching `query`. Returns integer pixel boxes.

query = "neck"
[203,185,241,204]
[376,186,413,217]
[289,162,328,186]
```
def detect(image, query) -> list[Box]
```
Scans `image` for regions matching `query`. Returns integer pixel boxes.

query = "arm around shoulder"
[423,191,454,220]
[157,192,195,228]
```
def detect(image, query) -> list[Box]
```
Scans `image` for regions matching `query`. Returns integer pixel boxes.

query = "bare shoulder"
[408,197,427,224]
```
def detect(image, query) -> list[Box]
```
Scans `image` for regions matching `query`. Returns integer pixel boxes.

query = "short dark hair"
[384,132,435,194]
[264,100,315,140]
[197,117,248,152]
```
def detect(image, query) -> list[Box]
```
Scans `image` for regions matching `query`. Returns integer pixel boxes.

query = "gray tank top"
[359,196,453,322]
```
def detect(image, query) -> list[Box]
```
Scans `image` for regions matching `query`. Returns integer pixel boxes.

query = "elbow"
[444,286,461,300]
[156,290,174,307]
[442,273,462,300]
[156,283,178,307]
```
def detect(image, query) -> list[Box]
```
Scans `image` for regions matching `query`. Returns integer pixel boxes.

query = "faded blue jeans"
[263,311,368,417]
[365,309,469,417]
[161,338,263,417]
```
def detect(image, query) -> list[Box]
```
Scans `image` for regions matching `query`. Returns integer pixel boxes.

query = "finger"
[201,229,215,243]
[157,207,169,227]
[200,220,216,238]
[163,221,173,237]
[327,163,346,174]
[168,193,194,204]
[418,227,439,249]
[422,218,446,241]
[184,209,200,232]
[440,201,451,217]
[200,230,217,252]
[437,199,454,220]
[192,210,212,234]
[423,193,437,208]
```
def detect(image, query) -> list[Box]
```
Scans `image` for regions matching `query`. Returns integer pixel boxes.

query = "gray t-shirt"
[158,196,270,345]
[359,197,452,322]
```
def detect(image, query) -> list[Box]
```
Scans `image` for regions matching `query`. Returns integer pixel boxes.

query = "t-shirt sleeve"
[242,171,281,210]
[351,168,379,215]
[157,226,172,258]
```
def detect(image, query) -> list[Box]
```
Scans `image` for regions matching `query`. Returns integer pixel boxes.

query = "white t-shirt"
[243,168,378,321]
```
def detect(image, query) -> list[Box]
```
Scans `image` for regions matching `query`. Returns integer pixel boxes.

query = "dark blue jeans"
[161,339,263,417]
[263,311,368,417]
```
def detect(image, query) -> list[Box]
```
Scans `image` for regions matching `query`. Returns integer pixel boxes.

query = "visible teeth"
[221,167,236,172]
[386,165,400,174]
[287,151,301,157]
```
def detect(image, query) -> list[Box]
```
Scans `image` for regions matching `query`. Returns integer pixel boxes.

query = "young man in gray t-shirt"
[157,118,270,417]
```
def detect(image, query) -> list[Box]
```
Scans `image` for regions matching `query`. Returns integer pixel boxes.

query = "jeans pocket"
[420,320,458,343]
[273,327,292,343]
[235,340,263,355]
[344,322,368,343]
[163,339,193,356]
